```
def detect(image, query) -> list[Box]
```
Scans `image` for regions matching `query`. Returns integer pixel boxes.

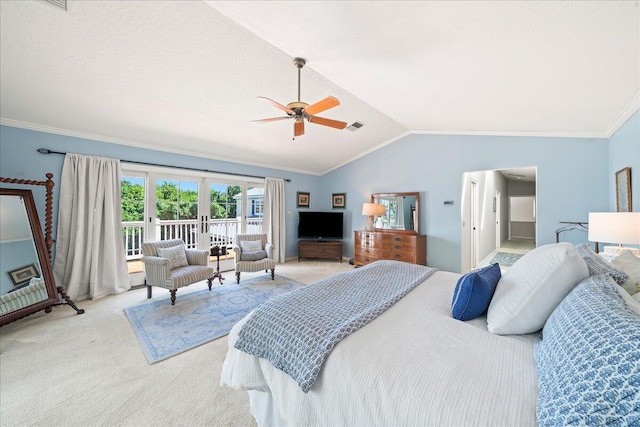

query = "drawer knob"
[395,245,401,249]
[395,237,402,241]
[394,254,401,258]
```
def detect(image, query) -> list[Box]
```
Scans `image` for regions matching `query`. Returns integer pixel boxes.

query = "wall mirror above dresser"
[371,192,419,234]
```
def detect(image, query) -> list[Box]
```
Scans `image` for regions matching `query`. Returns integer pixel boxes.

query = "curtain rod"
[37,148,291,182]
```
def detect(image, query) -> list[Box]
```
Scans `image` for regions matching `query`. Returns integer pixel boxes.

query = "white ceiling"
[1,1,638,175]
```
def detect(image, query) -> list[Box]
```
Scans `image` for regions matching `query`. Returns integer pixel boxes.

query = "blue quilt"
[234,260,437,392]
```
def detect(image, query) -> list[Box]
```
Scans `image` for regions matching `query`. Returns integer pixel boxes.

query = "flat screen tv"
[298,211,343,240]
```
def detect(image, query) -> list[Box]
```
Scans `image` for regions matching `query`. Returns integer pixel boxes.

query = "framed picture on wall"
[297,192,310,208]
[7,263,39,286]
[332,193,346,209]
[615,167,632,212]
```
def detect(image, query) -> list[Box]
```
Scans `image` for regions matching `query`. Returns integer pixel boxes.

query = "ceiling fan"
[251,57,348,138]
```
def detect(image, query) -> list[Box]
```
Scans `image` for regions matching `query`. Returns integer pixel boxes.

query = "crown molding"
[409,129,607,139]
[604,92,640,138]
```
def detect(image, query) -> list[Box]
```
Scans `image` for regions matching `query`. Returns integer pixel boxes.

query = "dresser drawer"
[384,251,417,263]
[355,231,382,248]
[354,253,381,265]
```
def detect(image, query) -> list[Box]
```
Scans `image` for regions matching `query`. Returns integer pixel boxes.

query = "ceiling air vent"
[347,121,365,132]
[45,0,67,10]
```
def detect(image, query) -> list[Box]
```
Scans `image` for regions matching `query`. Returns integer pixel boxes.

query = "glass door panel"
[121,175,146,275]
[206,182,243,271]
[155,179,199,249]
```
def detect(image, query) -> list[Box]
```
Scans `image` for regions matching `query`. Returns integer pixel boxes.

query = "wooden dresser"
[354,230,427,267]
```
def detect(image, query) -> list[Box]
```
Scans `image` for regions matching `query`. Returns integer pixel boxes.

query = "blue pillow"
[451,263,501,321]
[534,274,640,426]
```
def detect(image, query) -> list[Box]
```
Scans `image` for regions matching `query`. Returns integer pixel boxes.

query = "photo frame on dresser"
[615,167,631,212]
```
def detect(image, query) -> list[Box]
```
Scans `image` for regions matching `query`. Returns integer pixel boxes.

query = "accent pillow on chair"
[157,244,189,270]
[240,240,263,252]
[241,250,268,261]
[451,263,501,321]
[487,243,589,335]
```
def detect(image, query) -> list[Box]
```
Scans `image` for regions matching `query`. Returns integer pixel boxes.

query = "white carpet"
[0,260,351,426]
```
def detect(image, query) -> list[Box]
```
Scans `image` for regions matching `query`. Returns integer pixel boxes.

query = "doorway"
[121,166,264,284]
[461,166,537,273]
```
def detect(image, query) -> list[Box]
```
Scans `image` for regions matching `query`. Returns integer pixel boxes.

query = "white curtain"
[395,196,405,228]
[263,178,286,263]
[53,153,130,300]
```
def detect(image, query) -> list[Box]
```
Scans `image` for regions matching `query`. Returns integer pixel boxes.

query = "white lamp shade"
[362,203,378,216]
[588,212,640,245]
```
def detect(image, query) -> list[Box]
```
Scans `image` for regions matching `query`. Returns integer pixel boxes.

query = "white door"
[470,180,478,269]
[495,190,501,249]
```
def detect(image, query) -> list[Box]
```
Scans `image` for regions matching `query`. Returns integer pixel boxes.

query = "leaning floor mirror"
[0,188,59,326]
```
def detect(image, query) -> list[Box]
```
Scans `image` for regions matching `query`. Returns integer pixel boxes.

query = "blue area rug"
[124,275,305,363]
[490,251,524,267]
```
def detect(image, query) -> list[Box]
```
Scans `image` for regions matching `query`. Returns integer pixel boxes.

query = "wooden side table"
[210,246,226,284]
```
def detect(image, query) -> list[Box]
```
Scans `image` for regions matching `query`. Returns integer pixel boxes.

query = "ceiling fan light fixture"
[252,57,347,137]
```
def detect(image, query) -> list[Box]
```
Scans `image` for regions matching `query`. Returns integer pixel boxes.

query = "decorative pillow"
[534,274,640,426]
[451,263,501,321]
[157,244,189,270]
[486,242,588,335]
[610,250,640,295]
[574,243,628,285]
[240,240,263,252]
[240,250,268,261]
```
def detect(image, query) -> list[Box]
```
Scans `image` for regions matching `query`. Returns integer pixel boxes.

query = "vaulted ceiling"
[1,1,638,175]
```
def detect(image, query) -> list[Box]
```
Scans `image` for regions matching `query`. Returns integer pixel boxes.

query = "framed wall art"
[297,191,310,208]
[7,263,40,286]
[332,193,346,209]
[615,167,632,212]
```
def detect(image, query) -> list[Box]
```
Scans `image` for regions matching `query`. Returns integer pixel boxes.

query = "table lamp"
[362,203,385,231]
[588,212,640,253]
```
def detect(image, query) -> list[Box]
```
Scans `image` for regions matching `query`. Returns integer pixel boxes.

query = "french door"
[121,167,263,274]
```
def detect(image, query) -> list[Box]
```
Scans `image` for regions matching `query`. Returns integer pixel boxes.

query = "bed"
[221,244,640,426]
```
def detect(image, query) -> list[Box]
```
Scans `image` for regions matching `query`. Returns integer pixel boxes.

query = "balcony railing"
[122,218,263,260]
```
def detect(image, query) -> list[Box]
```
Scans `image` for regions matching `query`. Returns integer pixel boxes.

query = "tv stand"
[298,240,343,263]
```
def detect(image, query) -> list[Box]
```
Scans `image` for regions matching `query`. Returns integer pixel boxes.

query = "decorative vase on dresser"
[353,230,427,267]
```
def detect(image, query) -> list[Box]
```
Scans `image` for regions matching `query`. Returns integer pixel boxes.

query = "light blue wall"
[609,110,640,213]
[0,240,40,294]
[0,125,319,259]
[322,133,609,273]
[0,124,624,273]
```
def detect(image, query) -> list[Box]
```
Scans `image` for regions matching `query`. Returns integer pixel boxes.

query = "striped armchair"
[141,239,214,305]
[232,233,275,284]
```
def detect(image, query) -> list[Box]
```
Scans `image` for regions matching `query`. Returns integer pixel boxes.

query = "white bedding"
[221,271,540,426]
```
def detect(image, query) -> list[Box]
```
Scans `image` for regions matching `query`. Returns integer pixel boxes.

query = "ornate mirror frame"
[371,192,420,234]
[0,188,59,326]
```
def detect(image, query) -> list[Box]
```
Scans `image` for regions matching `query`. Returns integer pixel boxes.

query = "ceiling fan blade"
[308,116,348,130]
[250,117,291,124]
[303,96,340,116]
[294,120,305,137]
[257,96,294,115]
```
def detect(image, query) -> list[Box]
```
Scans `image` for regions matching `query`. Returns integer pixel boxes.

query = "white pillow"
[613,281,640,315]
[487,242,589,335]
[157,244,189,270]
[240,240,262,252]
[610,250,640,295]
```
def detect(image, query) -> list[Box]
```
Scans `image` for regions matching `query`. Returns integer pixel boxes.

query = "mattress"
[221,270,540,426]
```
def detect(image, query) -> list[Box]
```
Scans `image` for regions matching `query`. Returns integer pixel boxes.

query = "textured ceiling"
[1,1,638,175]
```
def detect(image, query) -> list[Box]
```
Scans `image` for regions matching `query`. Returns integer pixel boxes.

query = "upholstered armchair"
[232,233,275,284]
[141,239,214,305]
